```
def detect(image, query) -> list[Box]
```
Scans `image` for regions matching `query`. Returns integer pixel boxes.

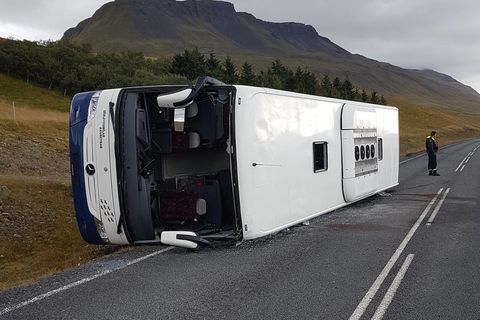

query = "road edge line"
[371,254,415,320]
[0,246,174,316]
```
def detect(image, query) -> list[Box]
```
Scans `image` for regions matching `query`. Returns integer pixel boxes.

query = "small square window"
[313,142,328,172]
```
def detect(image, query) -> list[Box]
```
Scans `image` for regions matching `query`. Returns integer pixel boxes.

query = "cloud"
[0,22,53,40]
[0,0,112,39]
[229,0,480,92]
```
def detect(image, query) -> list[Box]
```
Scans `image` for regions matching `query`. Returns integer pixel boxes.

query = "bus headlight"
[88,92,101,121]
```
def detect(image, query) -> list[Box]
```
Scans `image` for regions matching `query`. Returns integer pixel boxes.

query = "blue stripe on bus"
[69,92,104,245]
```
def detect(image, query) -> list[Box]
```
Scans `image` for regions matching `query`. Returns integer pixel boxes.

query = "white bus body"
[69,77,398,248]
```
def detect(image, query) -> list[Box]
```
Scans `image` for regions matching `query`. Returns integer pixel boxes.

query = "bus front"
[69,89,130,245]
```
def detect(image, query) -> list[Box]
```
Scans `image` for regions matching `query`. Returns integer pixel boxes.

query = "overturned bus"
[69,77,399,249]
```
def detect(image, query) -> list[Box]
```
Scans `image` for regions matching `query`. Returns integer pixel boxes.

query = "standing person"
[426,131,440,176]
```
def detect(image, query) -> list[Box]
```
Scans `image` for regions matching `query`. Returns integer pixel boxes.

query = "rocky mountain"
[63,0,348,57]
[63,0,480,114]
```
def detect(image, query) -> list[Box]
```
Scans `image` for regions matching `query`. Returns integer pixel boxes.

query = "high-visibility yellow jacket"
[426,135,438,153]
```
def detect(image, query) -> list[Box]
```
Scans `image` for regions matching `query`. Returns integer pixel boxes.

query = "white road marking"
[371,254,415,320]
[0,246,174,316]
[426,188,450,226]
[454,161,463,172]
[348,188,443,320]
[455,155,468,171]
[460,165,466,172]
[400,140,479,165]
[455,151,475,172]
[400,154,424,164]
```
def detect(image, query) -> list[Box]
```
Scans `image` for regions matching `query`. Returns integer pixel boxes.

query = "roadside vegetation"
[0,39,386,104]
[0,77,116,291]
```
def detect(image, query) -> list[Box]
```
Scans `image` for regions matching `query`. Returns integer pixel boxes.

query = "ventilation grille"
[100,199,115,223]
[353,129,378,177]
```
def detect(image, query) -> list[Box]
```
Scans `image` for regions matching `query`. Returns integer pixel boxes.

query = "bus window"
[313,142,328,172]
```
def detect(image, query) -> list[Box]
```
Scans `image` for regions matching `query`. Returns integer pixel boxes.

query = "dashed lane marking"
[426,188,451,227]
[348,188,443,320]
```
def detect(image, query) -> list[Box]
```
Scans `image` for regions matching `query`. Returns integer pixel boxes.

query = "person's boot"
[432,170,440,176]
[429,170,433,176]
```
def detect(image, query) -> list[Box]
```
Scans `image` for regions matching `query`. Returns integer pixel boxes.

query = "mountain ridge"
[63,0,480,114]
[64,0,348,57]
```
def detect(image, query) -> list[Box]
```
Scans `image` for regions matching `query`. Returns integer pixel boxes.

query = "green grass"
[0,176,117,291]
[0,112,117,292]
[0,74,71,112]
[389,96,480,155]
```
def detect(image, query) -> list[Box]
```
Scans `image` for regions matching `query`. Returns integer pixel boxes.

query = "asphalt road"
[1,139,480,320]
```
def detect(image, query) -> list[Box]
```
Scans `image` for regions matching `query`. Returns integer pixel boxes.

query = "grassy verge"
[0,74,71,112]
[390,96,480,155]
[0,106,116,291]
[0,118,69,178]
[0,176,116,291]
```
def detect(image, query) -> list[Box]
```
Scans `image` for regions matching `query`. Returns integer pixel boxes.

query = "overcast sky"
[0,0,479,93]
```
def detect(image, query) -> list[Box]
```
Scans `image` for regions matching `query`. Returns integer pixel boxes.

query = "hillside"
[0,74,71,112]
[63,0,480,115]
[0,74,115,291]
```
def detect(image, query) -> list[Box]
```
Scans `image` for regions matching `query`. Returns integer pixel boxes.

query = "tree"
[320,75,332,97]
[332,77,342,98]
[205,52,222,78]
[260,59,295,91]
[380,95,387,105]
[239,62,256,85]
[352,88,360,101]
[145,57,167,75]
[294,67,317,94]
[370,91,380,104]
[170,47,206,80]
[342,79,354,100]
[0,39,393,104]
[361,89,369,102]
[221,56,237,84]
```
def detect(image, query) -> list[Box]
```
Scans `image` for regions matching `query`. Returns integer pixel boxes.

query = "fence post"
[12,101,17,125]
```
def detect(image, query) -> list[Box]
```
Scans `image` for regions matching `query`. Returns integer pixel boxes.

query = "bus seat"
[188,132,201,149]
[188,101,216,145]
[186,102,198,118]
[158,191,199,223]
[187,181,222,227]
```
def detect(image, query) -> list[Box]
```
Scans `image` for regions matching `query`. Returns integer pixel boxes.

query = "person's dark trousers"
[427,152,438,175]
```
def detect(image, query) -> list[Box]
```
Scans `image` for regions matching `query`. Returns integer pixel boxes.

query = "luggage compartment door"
[341,104,379,202]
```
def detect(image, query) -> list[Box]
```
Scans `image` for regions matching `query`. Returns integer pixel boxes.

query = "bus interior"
[116,80,240,245]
